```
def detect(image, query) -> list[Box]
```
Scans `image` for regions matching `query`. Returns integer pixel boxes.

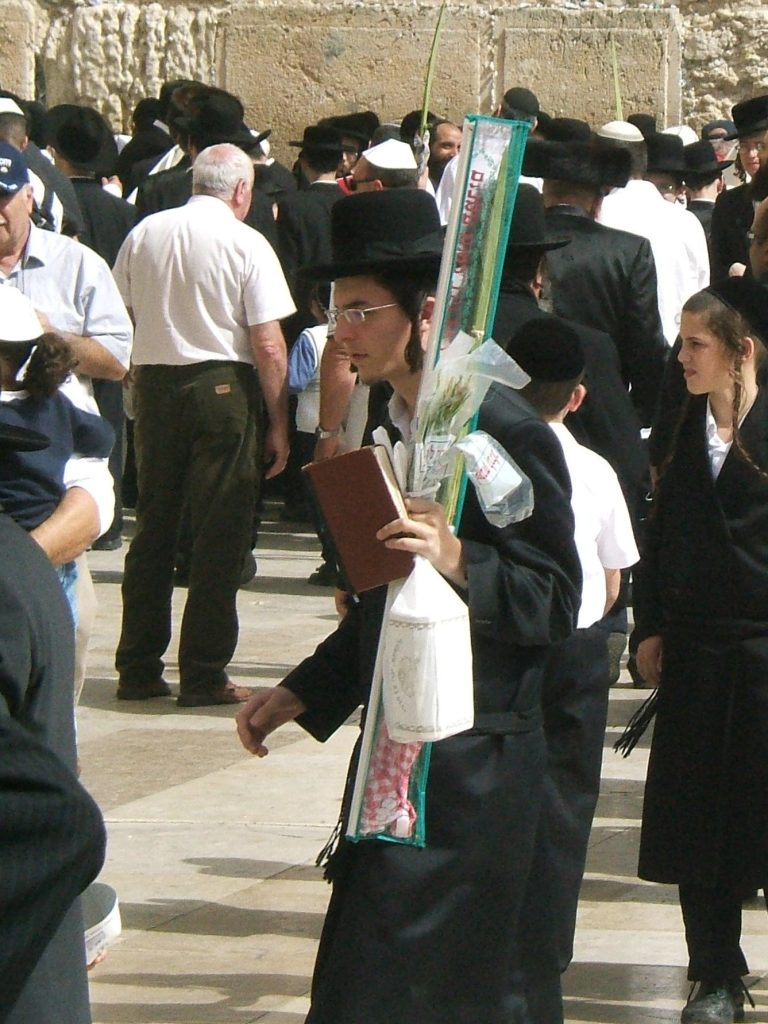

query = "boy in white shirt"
[508,316,639,1022]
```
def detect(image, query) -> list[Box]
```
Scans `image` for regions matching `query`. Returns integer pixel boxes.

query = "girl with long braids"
[634,277,768,1023]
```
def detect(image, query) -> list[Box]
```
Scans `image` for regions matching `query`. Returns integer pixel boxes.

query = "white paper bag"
[382,556,474,742]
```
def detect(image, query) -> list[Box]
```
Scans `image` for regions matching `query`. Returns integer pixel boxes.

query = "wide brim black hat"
[523,139,631,189]
[727,95,768,139]
[45,104,118,174]
[645,132,686,174]
[506,183,569,251]
[176,94,270,152]
[0,423,49,453]
[706,277,768,346]
[683,140,733,180]
[301,189,444,281]
[321,112,379,147]
[288,124,344,153]
[544,117,592,143]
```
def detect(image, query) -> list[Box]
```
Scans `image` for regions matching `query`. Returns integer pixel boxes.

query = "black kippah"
[507,317,585,381]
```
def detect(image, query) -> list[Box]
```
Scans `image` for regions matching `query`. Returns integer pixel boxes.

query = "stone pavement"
[80,504,768,1024]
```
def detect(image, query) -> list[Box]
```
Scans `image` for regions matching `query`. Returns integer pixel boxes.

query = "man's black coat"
[544,205,668,427]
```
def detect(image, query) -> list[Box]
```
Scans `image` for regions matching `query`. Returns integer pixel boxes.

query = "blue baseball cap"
[0,141,29,195]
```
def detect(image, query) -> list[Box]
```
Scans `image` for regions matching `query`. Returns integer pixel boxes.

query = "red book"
[303,445,414,593]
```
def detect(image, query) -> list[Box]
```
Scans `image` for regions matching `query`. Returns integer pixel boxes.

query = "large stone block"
[222,2,488,167]
[496,8,682,129]
[0,0,36,100]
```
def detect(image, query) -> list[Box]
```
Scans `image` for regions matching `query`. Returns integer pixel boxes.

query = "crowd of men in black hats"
[3,73,768,1024]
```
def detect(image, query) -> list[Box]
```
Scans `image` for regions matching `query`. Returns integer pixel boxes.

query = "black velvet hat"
[321,112,379,150]
[45,104,118,175]
[727,96,768,139]
[506,184,570,251]
[507,316,585,381]
[683,140,733,181]
[301,189,444,281]
[500,87,539,121]
[545,117,592,143]
[176,94,269,152]
[523,139,631,189]
[289,125,344,155]
[706,277,768,346]
[645,132,686,175]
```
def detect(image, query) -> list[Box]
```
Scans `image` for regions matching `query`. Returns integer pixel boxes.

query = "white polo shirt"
[549,422,639,628]
[113,195,296,366]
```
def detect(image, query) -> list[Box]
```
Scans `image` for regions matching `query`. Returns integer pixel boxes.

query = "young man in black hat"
[236,187,581,1023]
[508,317,638,1023]
[684,139,732,267]
[644,132,687,204]
[527,138,668,427]
[711,94,768,279]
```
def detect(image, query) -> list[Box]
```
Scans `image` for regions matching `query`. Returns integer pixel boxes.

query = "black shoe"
[116,680,172,701]
[681,979,746,1023]
[239,551,257,586]
[307,562,337,587]
[92,535,123,551]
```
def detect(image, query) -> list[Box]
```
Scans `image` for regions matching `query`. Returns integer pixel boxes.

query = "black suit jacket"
[277,180,342,340]
[493,285,648,519]
[71,178,138,268]
[136,162,278,248]
[0,516,105,1023]
[544,205,667,427]
[115,126,173,195]
[711,182,753,281]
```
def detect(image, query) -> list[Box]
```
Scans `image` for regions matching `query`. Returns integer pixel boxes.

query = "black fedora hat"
[523,139,631,189]
[645,132,685,175]
[683,140,732,181]
[506,184,569,251]
[545,117,592,143]
[289,124,344,154]
[302,189,444,281]
[177,94,269,152]
[45,104,118,175]
[727,95,768,139]
[321,112,379,149]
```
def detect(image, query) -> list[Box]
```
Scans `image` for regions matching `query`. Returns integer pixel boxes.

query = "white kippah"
[0,97,24,117]
[363,138,417,171]
[662,124,699,146]
[596,120,644,143]
[0,287,44,343]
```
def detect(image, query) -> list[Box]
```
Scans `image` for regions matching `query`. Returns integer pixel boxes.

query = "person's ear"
[567,382,587,413]
[419,295,436,350]
[371,179,384,192]
[741,335,756,364]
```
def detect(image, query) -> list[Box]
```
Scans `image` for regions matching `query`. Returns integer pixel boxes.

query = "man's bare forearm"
[318,334,356,430]
[62,333,127,381]
[30,487,100,565]
[249,321,289,428]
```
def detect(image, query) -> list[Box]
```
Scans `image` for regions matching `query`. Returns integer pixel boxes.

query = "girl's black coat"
[635,390,768,887]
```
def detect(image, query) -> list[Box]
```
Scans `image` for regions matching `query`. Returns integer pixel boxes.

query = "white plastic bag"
[382,556,474,742]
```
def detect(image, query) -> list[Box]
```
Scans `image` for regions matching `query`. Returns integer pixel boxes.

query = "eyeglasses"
[343,174,379,192]
[738,141,767,153]
[325,303,399,332]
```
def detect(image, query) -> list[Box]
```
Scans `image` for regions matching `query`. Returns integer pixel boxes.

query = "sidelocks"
[342,114,537,847]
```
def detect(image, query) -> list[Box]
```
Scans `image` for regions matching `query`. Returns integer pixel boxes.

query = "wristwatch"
[316,425,343,439]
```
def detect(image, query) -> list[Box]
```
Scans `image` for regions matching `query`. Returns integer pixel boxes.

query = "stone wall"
[1,0,766,165]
